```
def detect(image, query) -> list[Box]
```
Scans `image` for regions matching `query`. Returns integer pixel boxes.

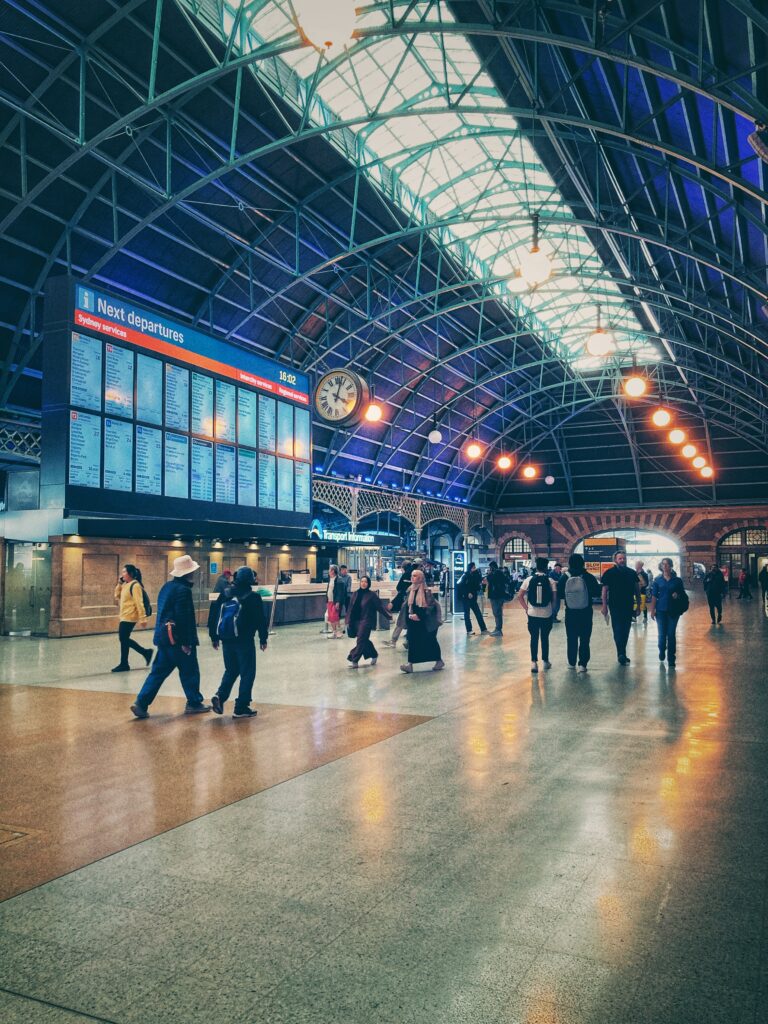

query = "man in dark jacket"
[601,550,641,665]
[485,561,507,636]
[208,566,268,718]
[459,561,488,636]
[704,564,727,624]
[389,561,413,614]
[131,554,210,719]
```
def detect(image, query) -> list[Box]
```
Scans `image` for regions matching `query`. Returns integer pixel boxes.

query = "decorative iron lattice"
[0,425,41,462]
[311,479,355,522]
[356,488,420,530]
[420,501,466,532]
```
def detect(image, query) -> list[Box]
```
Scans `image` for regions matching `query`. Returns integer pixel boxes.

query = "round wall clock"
[314,368,370,426]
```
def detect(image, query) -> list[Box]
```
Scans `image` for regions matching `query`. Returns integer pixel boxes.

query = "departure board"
[44,279,313,530]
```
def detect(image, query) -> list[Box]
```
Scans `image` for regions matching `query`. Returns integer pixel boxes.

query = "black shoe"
[668,659,676,668]
[710,619,716,625]
[659,651,666,661]
[211,694,223,715]
[111,664,130,673]
[480,629,489,635]
[143,648,153,666]
[618,656,630,665]
[233,707,257,719]
[184,703,212,715]
[130,703,148,719]
[466,631,475,636]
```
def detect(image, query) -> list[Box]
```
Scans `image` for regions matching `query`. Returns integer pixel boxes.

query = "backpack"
[527,574,553,608]
[217,593,250,640]
[672,587,690,615]
[564,574,590,611]
[131,581,152,617]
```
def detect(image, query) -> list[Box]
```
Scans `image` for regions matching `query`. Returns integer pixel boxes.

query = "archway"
[716,526,768,589]
[501,535,532,571]
[574,528,683,579]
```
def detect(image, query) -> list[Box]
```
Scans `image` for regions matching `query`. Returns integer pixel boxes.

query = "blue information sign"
[70,332,102,411]
[216,443,236,504]
[237,388,257,449]
[136,353,163,425]
[277,457,294,511]
[103,418,133,491]
[68,411,101,488]
[258,453,276,508]
[165,364,189,431]
[104,344,134,418]
[191,373,214,437]
[191,438,214,502]
[164,431,189,498]
[135,424,162,495]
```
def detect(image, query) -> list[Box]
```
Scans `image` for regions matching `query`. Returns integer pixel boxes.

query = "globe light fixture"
[545,475,555,485]
[623,375,647,398]
[681,444,697,458]
[585,303,615,357]
[669,428,686,445]
[293,0,357,51]
[522,465,537,479]
[692,455,706,469]
[428,428,443,444]
[517,214,552,287]
[466,441,483,460]
[497,455,513,471]
[700,466,714,479]
[364,402,382,422]
[652,407,672,427]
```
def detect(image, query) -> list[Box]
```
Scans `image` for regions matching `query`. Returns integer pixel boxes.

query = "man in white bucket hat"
[130,554,211,719]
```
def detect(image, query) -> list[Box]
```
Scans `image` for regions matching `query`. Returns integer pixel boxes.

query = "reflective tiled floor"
[1,594,767,1023]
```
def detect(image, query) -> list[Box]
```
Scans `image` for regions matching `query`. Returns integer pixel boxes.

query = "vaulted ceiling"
[1,0,767,508]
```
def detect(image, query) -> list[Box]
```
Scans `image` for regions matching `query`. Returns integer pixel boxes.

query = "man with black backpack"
[517,556,554,672]
[208,566,268,719]
[557,553,601,673]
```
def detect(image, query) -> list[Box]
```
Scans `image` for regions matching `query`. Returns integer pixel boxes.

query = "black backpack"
[527,574,553,608]
[131,581,152,617]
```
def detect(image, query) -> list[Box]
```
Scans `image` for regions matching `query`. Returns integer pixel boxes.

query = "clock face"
[314,369,368,424]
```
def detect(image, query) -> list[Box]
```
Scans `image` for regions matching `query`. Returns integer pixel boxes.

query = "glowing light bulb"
[364,402,382,422]
[585,328,615,357]
[669,428,686,445]
[623,375,647,398]
[682,444,697,458]
[518,247,552,287]
[522,465,537,479]
[293,0,357,51]
[700,466,714,479]
[545,475,555,485]
[652,408,671,427]
[497,455,512,470]
[466,442,483,460]
[692,455,706,469]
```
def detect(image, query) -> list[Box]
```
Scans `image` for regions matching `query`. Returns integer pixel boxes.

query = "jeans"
[463,596,487,634]
[527,616,552,662]
[490,598,504,632]
[216,639,256,711]
[707,596,722,622]
[135,645,204,710]
[656,611,680,661]
[609,608,633,659]
[118,620,149,667]
[551,596,561,620]
[565,608,593,666]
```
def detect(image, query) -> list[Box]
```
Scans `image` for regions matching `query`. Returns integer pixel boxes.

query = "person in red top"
[737,568,753,600]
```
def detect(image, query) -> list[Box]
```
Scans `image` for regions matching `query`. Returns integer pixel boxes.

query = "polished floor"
[1,593,767,1023]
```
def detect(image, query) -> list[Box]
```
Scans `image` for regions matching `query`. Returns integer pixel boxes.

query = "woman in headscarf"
[346,576,391,667]
[400,569,444,673]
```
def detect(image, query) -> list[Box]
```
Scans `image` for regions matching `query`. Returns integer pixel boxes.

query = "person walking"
[112,564,153,672]
[208,566,268,718]
[485,560,507,636]
[518,556,554,673]
[213,568,232,595]
[557,553,601,673]
[339,565,354,626]
[400,569,444,673]
[703,564,727,624]
[634,560,650,623]
[130,554,211,719]
[601,550,640,665]
[737,568,753,599]
[383,561,413,647]
[649,558,688,667]
[759,564,768,604]
[548,563,564,622]
[458,561,488,636]
[346,576,391,667]
[325,565,345,638]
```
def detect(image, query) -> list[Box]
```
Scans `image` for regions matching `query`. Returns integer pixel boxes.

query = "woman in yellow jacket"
[112,564,153,672]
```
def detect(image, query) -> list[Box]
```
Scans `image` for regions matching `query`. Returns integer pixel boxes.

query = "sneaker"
[370,658,377,666]
[111,665,130,673]
[531,662,538,673]
[233,707,258,718]
[543,661,552,669]
[480,629,489,635]
[466,631,476,637]
[184,703,212,715]
[143,648,153,666]
[568,664,576,670]
[211,695,224,715]
[619,656,630,665]
[130,703,148,719]
[488,630,502,637]
[349,662,359,669]
[577,665,588,674]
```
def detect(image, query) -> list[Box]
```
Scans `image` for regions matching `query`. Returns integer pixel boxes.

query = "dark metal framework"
[0,0,767,508]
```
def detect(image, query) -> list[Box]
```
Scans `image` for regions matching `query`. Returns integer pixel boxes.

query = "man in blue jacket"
[208,566,268,718]
[130,554,211,719]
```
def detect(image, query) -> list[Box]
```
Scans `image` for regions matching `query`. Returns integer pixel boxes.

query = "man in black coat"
[459,561,488,636]
[131,554,211,719]
[209,566,268,718]
[704,564,727,624]
[485,561,507,636]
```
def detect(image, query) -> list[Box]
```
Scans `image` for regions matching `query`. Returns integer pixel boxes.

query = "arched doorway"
[501,535,532,571]
[574,528,682,578]
[716,527,768,589]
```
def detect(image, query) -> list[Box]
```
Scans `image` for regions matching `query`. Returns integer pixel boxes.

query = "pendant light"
[428,413,443,445]
[681,444,697,459]
[293,0,357,51]
[518,214,552,287]
[466,441,483,460]
[522,464,538,479]
[669,428,686,445]
[692,455,706,469]
[623,374,647,398]
[652,407,671,427]
[497,454,513,471]
[585,303,615,357]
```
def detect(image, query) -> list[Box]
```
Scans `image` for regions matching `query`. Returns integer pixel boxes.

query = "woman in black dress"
[346,576,391,667]
[400,569,445,673]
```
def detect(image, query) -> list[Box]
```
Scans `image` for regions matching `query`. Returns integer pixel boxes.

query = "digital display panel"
[104,344,134,418]
[294,408,311,461]
[135,425,162,495]
[70,332,102,411]
[277,402,294,457]
[68,411,101,488]
[136,354,163,425]
[237,389,257,449]
[294,460,311,513]
[215,380,236,442]
[277,457,294,511]
[190,438,214,502]
[103,418,133,491]
[216,443,236,504]
[258,453,276,508]
[165,363,189,431]
[191,373,214,438]
[237,448,257,506]
[164,431,189,498]
[258,396,276,452]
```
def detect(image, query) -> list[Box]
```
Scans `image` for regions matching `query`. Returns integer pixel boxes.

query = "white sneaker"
[531,662,538,673]
[543,661,552,670]
[577,665,588,674]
